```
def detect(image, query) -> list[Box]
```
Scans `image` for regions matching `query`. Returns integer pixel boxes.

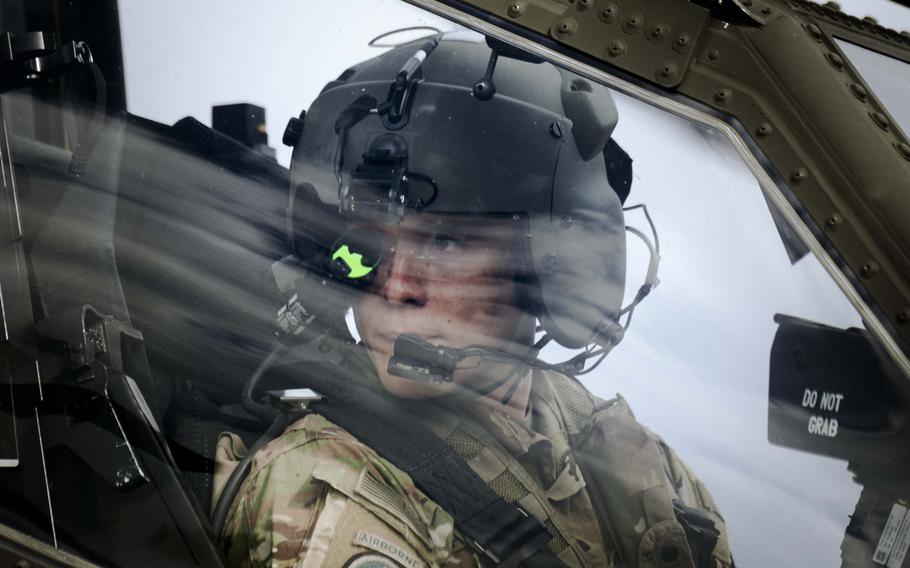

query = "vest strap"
[546,371,719,568]
[308,377,568,568]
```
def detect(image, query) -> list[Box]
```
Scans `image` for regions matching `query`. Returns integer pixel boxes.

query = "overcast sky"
[119,2,910,566]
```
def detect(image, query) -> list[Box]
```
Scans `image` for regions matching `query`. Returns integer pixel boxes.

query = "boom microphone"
[388,334,460,383]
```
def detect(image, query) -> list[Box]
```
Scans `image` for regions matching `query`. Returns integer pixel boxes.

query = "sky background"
[118,1,910,566]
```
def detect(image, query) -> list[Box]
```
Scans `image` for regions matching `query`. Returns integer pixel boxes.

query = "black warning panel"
[768,314,909,468]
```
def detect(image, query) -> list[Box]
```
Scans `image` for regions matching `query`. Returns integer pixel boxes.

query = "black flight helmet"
[286,31,632,351]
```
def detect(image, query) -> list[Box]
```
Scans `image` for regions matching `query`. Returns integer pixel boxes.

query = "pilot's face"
[353,214,534,399]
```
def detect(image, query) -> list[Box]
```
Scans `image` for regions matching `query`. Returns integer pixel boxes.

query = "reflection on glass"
[0,2,907,567]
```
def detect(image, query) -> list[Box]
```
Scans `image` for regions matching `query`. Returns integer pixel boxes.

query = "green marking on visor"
[333,244,375,279]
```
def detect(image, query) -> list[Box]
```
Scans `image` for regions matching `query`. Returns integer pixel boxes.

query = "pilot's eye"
[430,234,461,252]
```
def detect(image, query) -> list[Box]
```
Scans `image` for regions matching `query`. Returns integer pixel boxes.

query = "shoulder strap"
[307,376,568,568]
[428,402,599,567]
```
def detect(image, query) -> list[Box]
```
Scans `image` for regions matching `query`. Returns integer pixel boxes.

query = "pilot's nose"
[381,248,429,306]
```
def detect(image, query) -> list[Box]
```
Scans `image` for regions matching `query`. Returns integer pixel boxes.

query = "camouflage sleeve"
[220,413,458,568]
[654,437,734,568]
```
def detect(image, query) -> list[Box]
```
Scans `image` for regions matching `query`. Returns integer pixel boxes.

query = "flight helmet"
[284,31,636,353]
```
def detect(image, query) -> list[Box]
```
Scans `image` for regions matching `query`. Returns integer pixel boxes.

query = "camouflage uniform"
[218,371,733,568]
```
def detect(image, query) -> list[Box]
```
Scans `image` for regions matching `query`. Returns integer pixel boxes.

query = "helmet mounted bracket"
[473,36,545,101]
[381,37,440,129]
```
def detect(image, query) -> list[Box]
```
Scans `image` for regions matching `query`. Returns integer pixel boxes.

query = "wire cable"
[623,203,660,253]
[242,344,288,424]
[369,27,442,48]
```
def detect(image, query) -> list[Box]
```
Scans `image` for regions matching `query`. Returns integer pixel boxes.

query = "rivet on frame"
[757,122,773,137]
[647,23,670,43]
[714,88,732,105]
[507,2,525,18]
[790,167,808,183]
[553,18,578,37]
[860,261,880,279]
[657,62,679,82]
[870,111,890,130]
[599,3,619,24]
[608,39,627,57]
[761,6,773,14]
[577,0,593,11]
[805,23,823,40]
[708,49,720,61]
[623,13,644,34]
[897,308,910,326]
[850,82,867,101]
[826,52,845,69]
[824,213,842,231]
[674,33,691,52]
[895,142,910,161]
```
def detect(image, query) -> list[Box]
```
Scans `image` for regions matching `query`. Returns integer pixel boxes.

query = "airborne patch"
[352,531,426,568]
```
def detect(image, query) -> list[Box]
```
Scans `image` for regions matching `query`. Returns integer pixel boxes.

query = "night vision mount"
[339,133,438,223]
